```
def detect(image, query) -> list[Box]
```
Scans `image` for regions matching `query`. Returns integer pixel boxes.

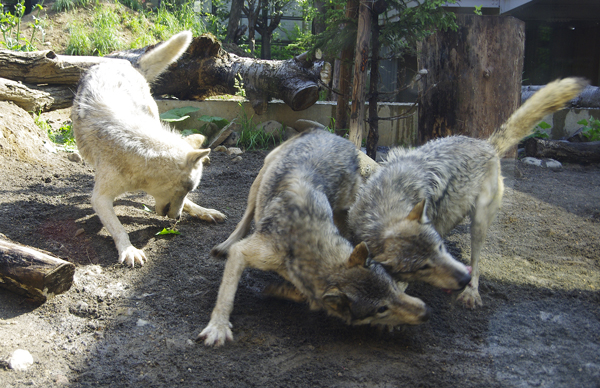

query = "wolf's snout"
[457,272,472,290]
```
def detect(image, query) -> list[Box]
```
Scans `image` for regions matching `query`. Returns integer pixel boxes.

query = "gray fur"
[349,78,587,308]
[199,128,429,347]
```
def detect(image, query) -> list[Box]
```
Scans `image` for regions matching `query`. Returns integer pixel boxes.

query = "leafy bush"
[0,0,45,51]
[577,117,600,142]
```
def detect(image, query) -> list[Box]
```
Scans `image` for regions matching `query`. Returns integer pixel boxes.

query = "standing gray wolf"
[71,31,226,268]
[199,128,430,347]
[348,78,587,308]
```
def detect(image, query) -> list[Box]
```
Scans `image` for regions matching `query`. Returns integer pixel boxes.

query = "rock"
[8,349,34,371]
[522,157,562,171]
[293,119,326,132]
[283,126,299,141]
[223,131,240,147]
[214,145,227,153]
[208,121,238,148]
[69,301,91,317]
[256,120,285,140]
[227,147,243,155]
[231,156,243,163]
[67,152,82,163]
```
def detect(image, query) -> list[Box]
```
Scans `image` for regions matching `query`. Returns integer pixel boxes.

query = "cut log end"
[0,237,76,302]
[290,86,319,111]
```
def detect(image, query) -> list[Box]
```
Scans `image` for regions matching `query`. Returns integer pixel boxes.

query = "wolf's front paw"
[196,208,227,223]
[456,286,482,309]
[198,321,233,347]
[119,246,146,268]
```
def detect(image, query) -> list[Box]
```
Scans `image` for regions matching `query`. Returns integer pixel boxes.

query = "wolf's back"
[136,31,192,82]
[487,77,587,156]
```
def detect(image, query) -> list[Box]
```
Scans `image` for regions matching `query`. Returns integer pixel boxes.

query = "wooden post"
[0,235,75,302]
[348,0,373,148]
[417,15,525,149]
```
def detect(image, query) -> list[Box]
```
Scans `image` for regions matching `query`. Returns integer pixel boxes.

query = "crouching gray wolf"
[71,31,226,267]
[199,128,429,347]
[348,78,587,308]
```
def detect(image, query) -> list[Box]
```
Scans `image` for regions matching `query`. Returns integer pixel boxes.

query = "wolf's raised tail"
[488,77,588,156]
[136,31,193,82]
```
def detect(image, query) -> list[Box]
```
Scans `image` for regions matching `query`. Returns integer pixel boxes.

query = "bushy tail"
[137,31,193,82]
[487,77,588,156]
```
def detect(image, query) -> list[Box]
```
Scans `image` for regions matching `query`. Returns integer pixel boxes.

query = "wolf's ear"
[186,148,210,167]
[406,199,428,224]
[348,241,369,268]
[185,134,207,148]
[322,288,350,316]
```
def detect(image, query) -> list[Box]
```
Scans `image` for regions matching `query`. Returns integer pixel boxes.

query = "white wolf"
[71,31,226,267]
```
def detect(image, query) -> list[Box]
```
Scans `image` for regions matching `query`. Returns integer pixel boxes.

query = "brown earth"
[0,104,599,387]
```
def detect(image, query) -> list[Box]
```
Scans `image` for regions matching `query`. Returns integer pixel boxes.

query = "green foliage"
[234,102,278,150]
[577,117,600,142]
[66,3,125,55]
[306,0,457,61]
[160,106,200,122]
[35,114,77,151]
[155,227,181,235]
[524,121,551,140]
[52,0,91,12]
[473,5,483,16]
[0,0,45,51]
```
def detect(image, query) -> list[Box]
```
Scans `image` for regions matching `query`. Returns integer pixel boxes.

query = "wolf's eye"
[419,264,431,271]
[377,306,388,314]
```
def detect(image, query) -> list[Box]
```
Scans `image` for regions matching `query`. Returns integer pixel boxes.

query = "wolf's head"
[321,242,430,328]
[152,134,210,219]
[373,200,472,291]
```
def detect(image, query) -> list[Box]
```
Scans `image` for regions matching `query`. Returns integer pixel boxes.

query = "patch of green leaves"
[155,227,181,235]
[577,117,600,142]
[160,106,200,122]
[0,0,45,51]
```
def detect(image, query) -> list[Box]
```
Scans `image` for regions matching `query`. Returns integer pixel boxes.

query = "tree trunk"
[0,235,75,303]
[348,0,373,148]
[366,7,380,160]
[524,138,600,164]
[225,0,244,43]
[417,15,525,149]
[0,35,330,115]
[334,0,359,136]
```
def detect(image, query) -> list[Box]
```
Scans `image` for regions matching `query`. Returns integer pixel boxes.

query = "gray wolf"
[71,31,225,267]
[199,128,429,347]
[348,78,587,308]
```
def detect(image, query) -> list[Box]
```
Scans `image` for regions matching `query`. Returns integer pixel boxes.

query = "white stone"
[8,349,34,371]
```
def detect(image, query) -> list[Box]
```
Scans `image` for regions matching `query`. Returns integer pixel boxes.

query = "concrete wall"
[539,108,600,139]
[156,99,592,145]
[157,99,418,147]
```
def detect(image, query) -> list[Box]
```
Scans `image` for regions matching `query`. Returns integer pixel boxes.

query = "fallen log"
[523,137,600,164]
[0,77,75,112]
[0,234,75,302]
[0,35,331,114]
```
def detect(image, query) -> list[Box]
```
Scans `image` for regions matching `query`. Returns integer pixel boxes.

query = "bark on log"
[0,35,330,115]
[523,84,600,109]
[417,15,525,148]
[523,137,600,164]
[0,235,75,303]
[108,35,329,115]
[0,77,75,112]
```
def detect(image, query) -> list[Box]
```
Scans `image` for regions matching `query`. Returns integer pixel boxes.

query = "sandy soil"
[1,105,599,387]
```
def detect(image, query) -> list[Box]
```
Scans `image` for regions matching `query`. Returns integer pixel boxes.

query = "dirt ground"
[0,105,599,387]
